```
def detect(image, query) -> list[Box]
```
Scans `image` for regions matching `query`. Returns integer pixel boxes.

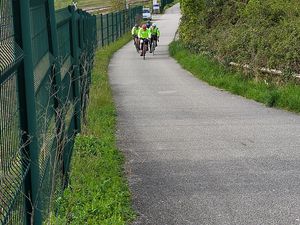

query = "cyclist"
[146,20,152,29]
[131,23,140,51]
[149,23,160,53]
[138,24,151,56]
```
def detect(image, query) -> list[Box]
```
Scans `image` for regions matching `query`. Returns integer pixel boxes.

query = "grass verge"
[54,0,150,10]
[55,33,135,224]
[169,41,300,113]
[54,0,111,9]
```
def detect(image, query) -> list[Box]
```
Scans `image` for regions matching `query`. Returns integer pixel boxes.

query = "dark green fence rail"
[96,7,142,47]
[0,0,141,224]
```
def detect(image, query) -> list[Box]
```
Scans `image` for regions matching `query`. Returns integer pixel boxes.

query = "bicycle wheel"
[143,43,146,60]
[152,41,155,55]
[135,39,139,52]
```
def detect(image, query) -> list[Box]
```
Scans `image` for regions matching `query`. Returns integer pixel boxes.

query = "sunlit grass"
[54,0,150,9]
[54,0,112,9]
[54,33,136,224]
[169,41,300,113]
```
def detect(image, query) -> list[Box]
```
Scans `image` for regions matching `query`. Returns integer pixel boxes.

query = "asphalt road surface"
[109,4,300,225]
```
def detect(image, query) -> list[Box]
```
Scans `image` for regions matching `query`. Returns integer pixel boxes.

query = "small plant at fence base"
[179,0,300,76]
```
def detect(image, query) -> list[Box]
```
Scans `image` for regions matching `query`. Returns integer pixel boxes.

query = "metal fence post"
[117,12,119,39]
[47,0,67,196]
[112,13,115,42]
[69,6,81,135]
[128,8,131,30]
[79,10,84,49]
[11,1,31,224]
[119,12,121,37]
[115,12,118,39]
[100,14,104,47]
[118,11,122,37]
[131,8,134,27]
[122,11,125,35]
[126,9,128,32]
[106,13,109,44]
[113,13,116,41]
[18,0,42,224]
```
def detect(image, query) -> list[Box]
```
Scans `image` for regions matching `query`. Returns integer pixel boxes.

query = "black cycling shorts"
[151,35,158,42]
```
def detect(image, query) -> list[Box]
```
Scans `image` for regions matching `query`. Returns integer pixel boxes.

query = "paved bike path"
[109,4,300,225]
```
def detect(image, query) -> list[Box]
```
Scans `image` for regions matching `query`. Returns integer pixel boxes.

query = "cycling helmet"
[142,24,147,30]
[146,20,151,28]
[152,23,156,27]
[135,23,139,28]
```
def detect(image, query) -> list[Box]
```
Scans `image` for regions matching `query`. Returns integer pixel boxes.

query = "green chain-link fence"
[0,0,141,224]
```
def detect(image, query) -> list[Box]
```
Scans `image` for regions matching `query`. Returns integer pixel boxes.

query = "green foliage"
[54,34,136,224]
[169,41,300,113]
[54,0,113,9]
[179,0,300,73]
[111,0,125,10]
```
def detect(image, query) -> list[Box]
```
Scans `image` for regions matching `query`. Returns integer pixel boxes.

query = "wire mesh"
[29,1,58,222]
[102,15,108,46]
[56,8,72,65]
[0,2,142,224]
[0,73,28,225]
[0,0,27,224]
[96,16,103,47]
[0,0,23,79]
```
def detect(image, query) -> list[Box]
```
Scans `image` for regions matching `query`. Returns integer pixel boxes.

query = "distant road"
[109,4,300,225]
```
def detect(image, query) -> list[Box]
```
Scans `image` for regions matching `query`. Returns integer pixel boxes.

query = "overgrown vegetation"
[54,34,136,224]
[170,41,300,113]
[179,0,300,74]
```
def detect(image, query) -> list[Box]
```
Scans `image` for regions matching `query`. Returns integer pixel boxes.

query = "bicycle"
[133,36,140,52]
[150,39,157,55]
[140,39,149,60]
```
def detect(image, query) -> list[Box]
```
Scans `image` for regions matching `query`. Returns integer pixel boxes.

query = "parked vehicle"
[153,3,160,13]
[142,7,152,20]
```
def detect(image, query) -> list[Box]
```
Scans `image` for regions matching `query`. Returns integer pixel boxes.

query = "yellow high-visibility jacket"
[138,28,151,39]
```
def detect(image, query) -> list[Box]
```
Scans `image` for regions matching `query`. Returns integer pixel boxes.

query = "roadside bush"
[179,0,300,74]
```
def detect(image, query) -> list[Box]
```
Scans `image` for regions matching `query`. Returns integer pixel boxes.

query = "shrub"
[179,0,300,74]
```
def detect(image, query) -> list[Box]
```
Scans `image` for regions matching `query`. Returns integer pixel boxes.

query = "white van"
[153,3,160,13]
[143,8,152,20]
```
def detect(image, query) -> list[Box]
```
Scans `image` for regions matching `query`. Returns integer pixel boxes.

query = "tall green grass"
[54,0,112,9]
[54,0,150,10]
[54,33,135,224]
[169,41,300,113]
